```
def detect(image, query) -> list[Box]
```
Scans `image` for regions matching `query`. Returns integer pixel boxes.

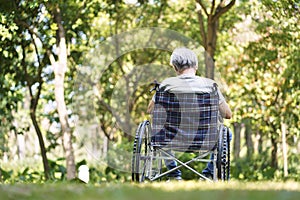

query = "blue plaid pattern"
[152,88,219,151]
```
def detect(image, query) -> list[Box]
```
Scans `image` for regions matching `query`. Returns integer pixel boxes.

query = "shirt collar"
[178,73,196,78]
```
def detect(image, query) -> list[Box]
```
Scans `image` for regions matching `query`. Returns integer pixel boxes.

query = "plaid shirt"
[152,86,219,151]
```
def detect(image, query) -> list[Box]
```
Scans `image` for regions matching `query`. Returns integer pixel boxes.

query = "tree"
[46,3,76,180]
[0,0,101,180]
[0,2,51,179]
[217,0,300,179]
[43,0,101,180]
[195,0,236,79]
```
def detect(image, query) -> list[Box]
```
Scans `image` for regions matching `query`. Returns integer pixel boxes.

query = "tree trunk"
[196,0,236,80]
[30,112,50,180]
[271,135,278,169]
[21,36,50,180]
[51,5,76,180]
[244,118,253,159]
[12,122,24,160]
[0,165,2,182]
[205,18,218,79]
[16,132,25,160]
[233,122,241,159]
[204,51,215,79]
[281,121,288,177]
[258,130,263,154]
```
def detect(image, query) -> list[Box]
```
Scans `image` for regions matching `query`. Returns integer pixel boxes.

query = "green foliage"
[0,0,299,183]
[232,150,300,182]
[217,0,299,180]
[0,168,13,182]
[48,158,67,180]
[175,153,208,180]
[17,167,41,183]
[232,152,277,181]
[0,166,43,184]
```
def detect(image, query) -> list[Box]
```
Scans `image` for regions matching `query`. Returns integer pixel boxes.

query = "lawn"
[0,181,299,200]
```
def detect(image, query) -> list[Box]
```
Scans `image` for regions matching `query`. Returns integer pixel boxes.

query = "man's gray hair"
[170,47,198,72]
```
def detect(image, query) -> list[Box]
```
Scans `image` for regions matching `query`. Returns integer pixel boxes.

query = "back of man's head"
[170,47,198,72]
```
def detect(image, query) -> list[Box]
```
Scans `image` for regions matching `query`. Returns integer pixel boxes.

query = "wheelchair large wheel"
[132,120,151,182]
[217,126,230,181]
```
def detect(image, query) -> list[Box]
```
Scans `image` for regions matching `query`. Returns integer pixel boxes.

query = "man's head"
[170,47,198,73]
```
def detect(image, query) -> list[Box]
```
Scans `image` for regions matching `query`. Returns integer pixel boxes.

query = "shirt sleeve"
[151,94,156,102]
[217,88,226,104]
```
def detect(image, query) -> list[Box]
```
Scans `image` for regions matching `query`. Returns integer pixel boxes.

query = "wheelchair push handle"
[149,80,160,93]
[213,83,218,92]
[150,81,218,93]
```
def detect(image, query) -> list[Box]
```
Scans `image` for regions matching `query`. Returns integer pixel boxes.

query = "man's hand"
[219,101,232,119]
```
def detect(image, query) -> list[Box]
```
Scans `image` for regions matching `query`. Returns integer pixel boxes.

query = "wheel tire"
[131,121,151,182]
[217,126,230,181]
[132,123,142,182]
[226,128,230,180]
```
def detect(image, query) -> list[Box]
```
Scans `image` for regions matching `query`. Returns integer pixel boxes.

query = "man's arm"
[219,101,232,119]
[147,100,155,114]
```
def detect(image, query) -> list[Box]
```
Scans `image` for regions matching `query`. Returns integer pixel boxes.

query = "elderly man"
[148,47,232,180]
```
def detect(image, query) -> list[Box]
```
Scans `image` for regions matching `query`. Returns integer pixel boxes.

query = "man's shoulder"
[160,76,217,86]
[190,76,216,86]
[162,76,180,82]
[161,75,214,82]
[194,76,214,82]
[160,76,181,85]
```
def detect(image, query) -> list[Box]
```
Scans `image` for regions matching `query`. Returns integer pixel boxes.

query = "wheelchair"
[131,83,230,182]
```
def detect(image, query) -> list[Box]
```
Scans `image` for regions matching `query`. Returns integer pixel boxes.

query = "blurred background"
[0,0,299,183]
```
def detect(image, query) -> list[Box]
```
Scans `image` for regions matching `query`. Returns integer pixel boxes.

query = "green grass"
[0,181,299,200]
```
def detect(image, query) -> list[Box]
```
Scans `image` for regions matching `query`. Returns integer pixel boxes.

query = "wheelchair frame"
[132,87,230,182]
[132,121,230,182]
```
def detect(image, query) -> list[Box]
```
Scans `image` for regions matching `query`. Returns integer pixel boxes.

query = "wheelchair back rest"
[152,89,219,151]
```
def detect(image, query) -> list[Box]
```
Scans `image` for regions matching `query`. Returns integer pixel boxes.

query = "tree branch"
[211,0,216,14]
[271,87,280,106]
[197,10,207,46]
[94,86,127,132]
[100,121,116,141]
[196,0,209,16]
[29,32,44,111]
[15,20,43,43]
[21,44,33,97]
[15,19,57,73]
[212,0,236,22]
